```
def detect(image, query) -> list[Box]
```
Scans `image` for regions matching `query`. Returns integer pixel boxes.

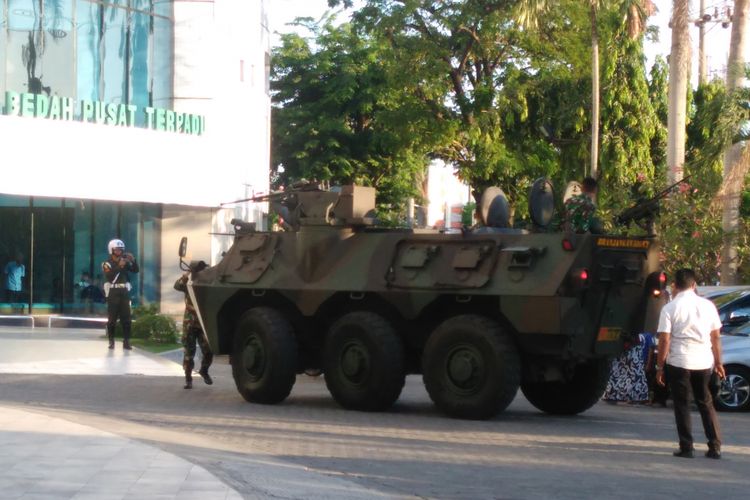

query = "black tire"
[323,311,405,411]
[521,358,610,415]
[422,315,520,420]
[232,307,298,404]
[716,365,750,412]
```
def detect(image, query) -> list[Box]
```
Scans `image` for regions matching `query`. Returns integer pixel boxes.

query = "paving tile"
[178,490,235,500]
[26,479,86,495]
[180,479,234,492]
[71,493,125,500]
[0,333,244,500]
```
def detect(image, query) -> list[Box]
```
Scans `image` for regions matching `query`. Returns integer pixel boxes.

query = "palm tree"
[720,0,749,284]
[666,0,689,186]
[514,1,654,179]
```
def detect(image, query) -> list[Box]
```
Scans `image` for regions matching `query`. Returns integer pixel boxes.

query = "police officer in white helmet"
[101,238,139,349]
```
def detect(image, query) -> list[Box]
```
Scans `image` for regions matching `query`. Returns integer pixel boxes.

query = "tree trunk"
[667,0,690,185]
[721,0,749,285]
[590,2,599,179]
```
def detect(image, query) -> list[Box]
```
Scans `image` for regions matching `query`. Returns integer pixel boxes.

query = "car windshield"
[711,290,750,308]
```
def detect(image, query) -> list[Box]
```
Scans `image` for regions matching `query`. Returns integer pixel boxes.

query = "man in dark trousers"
[102,238,139,350]
[656,268,725,459]
[174,272,213,389]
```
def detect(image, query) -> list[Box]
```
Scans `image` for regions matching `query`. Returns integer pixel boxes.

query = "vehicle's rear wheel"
[232,307,298,404]
[422,315,520,420]
[521,358,610,415]
[716,365,750,412]
[323,311,405,411]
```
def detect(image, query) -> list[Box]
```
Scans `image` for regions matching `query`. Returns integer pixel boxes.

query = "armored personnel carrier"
[182,180,666,420]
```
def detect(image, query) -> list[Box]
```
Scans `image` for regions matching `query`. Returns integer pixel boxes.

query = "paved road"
[1,327,749,499]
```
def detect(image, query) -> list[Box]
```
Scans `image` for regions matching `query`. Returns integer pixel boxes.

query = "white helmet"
[108,239,126,254]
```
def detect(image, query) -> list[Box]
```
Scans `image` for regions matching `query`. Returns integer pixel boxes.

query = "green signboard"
[2,91,205,135]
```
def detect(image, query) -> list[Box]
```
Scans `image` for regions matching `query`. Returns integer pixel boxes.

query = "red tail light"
[645,271,667,297]
[570,268,589,290]
[562,239,575,251]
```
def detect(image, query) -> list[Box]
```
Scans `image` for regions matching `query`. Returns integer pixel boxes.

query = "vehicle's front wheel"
[422,315,520,420]
[232,307,298,404]
[521,358,610,415]
[323,311,405,411]
[716,365,750,412]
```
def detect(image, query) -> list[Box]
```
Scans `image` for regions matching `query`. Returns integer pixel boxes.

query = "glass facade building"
[0,0,271,318]
[1,1,173,314]
[0,0,173,112]
[0,195,160,314]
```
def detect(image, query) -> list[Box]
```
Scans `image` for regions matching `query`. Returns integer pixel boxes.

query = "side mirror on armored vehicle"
[179,237,188,258]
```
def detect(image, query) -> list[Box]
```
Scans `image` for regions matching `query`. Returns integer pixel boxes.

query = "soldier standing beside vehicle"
[656,268,725,459]
[102,239,139,350]
[175,272,213,389]
[563,176,603,233]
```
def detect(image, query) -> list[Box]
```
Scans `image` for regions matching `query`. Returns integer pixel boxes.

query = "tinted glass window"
[0,5,6,96]
[152,1,173,108]
[101,2,127,103]
[76,0,101,101]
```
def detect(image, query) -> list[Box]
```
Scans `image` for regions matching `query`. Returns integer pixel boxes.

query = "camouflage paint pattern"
[191,186,665,369]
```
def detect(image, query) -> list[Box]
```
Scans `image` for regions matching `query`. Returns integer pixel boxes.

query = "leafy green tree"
[324,1,662,222]
[271,19,436,210]
[596,3,661,209]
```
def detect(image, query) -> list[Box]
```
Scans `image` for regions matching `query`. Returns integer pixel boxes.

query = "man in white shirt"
[656,268,725,459]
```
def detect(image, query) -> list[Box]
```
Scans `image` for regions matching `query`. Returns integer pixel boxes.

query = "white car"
[718,327,750,411]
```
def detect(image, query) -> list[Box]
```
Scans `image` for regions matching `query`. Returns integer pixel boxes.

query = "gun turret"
[616,177,690,237]
[223,181,377,231]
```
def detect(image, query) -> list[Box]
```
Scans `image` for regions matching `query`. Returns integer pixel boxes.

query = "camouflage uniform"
[564,193,597,233]
[174,274,213,388]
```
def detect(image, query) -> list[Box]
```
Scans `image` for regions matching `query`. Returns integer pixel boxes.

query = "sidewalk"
[0,326,184,376]
[0,327,241,499]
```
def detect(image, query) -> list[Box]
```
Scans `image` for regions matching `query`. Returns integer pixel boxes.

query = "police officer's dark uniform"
[102,239,139,350]
[174,273,213,388]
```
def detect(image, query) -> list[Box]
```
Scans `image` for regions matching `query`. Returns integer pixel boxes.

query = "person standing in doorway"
[3,252,26,304]
[656,268,725,459]
[102,239,139,350]
[174,272,213,389]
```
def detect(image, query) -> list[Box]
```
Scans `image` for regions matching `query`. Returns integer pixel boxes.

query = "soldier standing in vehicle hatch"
[102,238,139,350]
[175,272,213,389]
[564,176,603,233]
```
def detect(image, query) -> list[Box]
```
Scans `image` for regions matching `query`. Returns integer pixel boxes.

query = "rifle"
[220,180,327,206]
[616,176,691,237]
[221,180,330,231]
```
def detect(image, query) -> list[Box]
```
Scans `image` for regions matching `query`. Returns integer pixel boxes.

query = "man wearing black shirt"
[102,239,139,350]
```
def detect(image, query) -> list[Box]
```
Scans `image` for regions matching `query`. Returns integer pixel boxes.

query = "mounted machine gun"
[616,177,691,237]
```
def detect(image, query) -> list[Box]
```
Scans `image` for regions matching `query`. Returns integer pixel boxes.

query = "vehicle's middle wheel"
[323,311,405,411]
[422,315,520,420]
